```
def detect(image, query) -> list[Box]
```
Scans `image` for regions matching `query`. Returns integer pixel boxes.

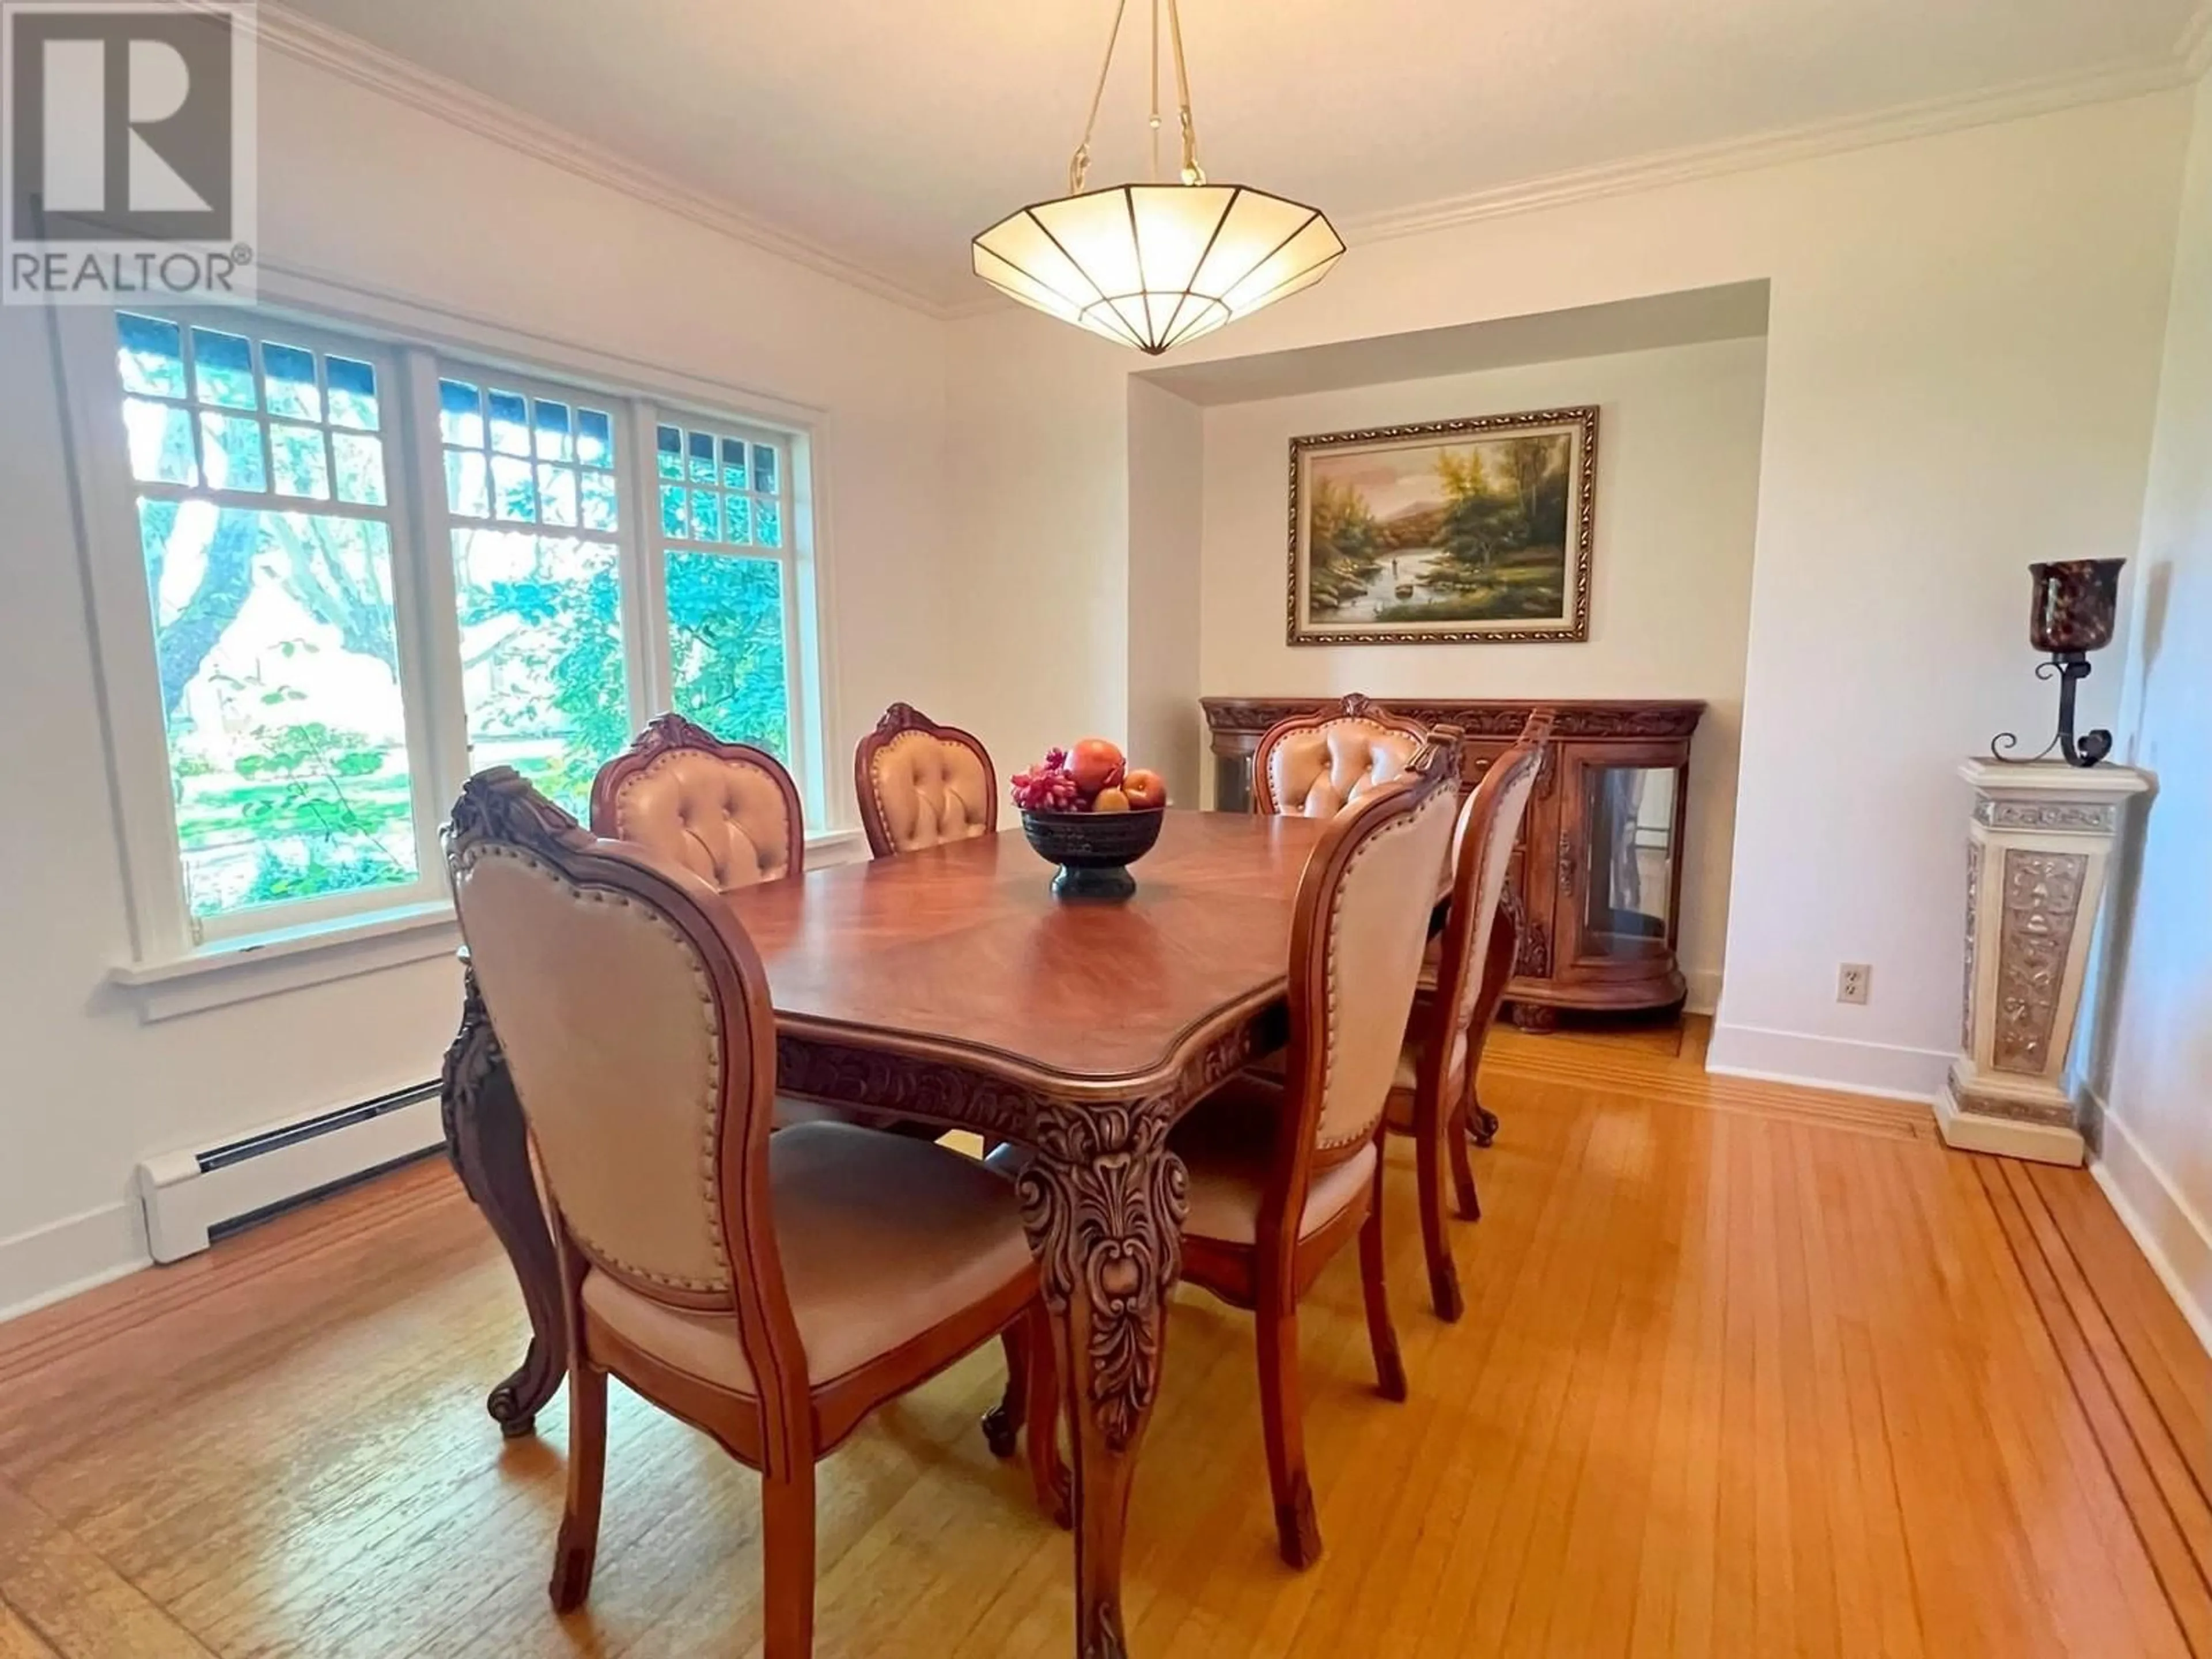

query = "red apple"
[1069,737,1126,798]
[1122,767,1167,810]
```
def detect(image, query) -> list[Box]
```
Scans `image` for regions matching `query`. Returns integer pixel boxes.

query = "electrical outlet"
[1838,963,1871,1005]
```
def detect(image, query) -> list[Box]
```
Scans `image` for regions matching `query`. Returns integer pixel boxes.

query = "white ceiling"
[272,0,2203,312]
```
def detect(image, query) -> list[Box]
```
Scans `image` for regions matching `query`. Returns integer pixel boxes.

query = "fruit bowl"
[1019,806,1165,900]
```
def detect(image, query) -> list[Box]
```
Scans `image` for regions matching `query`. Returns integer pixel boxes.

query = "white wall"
[0,47,955,1315]
[1195,338,1769,1009]
[948,89,2192,1101]
[1126,382,1206,802]
[941,317,1132,781]
[2097,69,2212,1350]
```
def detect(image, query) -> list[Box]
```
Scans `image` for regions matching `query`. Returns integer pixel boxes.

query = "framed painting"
[1286,406,1598,645]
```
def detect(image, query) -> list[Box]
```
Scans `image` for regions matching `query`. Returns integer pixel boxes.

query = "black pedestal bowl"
[1018,807,1165,900]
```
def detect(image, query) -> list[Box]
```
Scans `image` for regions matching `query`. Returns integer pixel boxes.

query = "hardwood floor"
[1,1021,2205,1657]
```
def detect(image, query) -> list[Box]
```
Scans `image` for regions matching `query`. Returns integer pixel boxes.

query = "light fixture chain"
[1070,0,1134,195]
[1149,0,1162,183]
[1164,0,1203,184]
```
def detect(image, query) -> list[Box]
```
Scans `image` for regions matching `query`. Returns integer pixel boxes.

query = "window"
[74,306,822,958]
[654,418,797,761]
[437,374,630,816]
[115,316,430,931]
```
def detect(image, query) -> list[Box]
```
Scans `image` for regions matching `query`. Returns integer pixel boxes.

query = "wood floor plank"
[0,1026,2200,1658]
[2025,1163,2212,1506]
[0,1602,64,1659]
[1979,1161,2212,1654]
[0,1483,215,1659]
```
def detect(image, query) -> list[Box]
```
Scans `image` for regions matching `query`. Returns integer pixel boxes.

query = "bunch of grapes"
[1011,746,1080,812]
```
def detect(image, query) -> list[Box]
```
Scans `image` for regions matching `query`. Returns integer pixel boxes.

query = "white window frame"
[53,296,838,1001]
[414,356,647,802]
[639,404,823,820]
[58,308,454,952]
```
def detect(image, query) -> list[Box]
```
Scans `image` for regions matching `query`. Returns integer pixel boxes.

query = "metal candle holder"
[1989,558,2124,768]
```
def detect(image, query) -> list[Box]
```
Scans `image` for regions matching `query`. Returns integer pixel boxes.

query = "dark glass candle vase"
[1993,559,2125,767]
[1019,808,1165,900]
[2028,559,2123,653]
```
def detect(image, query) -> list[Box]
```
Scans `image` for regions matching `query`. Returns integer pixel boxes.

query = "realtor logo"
[3,1,257,304]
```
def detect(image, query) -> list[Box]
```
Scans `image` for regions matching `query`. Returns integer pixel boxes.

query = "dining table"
[440,807,1332,1658]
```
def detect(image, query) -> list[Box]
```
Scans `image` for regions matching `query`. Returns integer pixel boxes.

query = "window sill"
[110,827,871,1022]
[805,825,870,868]
[112,903,464,1024]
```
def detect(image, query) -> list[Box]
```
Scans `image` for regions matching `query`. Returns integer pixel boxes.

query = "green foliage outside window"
[128,323,794,919]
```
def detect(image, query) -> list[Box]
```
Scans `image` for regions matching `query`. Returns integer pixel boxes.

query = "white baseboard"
[1684,968,1722,1017]
[1705,1021,1949,1103]
[2092,1106,2212,1359]
[0,1203,150,1327]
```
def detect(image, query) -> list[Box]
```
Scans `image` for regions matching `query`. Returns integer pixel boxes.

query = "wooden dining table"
[440,807,1333,1658]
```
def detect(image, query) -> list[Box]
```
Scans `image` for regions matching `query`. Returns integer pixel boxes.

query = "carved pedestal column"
[1941,760,2149,1166]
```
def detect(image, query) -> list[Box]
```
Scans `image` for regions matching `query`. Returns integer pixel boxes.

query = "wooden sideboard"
[1202,696,1706,1027]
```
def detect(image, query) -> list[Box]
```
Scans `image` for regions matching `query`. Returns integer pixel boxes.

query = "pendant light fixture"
[972,0,1343,355]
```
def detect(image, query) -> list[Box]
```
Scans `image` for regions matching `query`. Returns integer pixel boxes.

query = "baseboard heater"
[134,1081,445,1263]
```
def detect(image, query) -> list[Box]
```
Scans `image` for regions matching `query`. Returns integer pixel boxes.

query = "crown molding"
[251,5,2204,325]
[1340,57,2195,247]
[252,2,963,319]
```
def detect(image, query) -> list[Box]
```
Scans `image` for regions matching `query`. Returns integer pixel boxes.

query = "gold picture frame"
[1286,406,1598,645]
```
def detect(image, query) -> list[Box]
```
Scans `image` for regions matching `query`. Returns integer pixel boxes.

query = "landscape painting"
[1287,407,1597,645]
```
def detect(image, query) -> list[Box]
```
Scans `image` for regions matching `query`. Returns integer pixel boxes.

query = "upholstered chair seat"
[579,1121,1034,1394]
[1173,1077,1378,1247]
[854,702,998,857]
[1253,694,1430,819]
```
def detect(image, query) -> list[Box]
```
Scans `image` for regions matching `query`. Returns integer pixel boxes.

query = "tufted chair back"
[1425,710,1552,1109]
[1253,694,1431,818]
[1281,731,1463,1160]
[446,769,792,1368]
[853,703,997,858]
[590,713,804,894]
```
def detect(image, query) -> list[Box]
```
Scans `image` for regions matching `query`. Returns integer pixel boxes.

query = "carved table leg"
[442,967,566,1437]
[1015,1100,1189,1659]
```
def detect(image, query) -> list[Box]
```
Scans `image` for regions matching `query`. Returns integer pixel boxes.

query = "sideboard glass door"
[1213,747,1257,813]
[1574,763,1679,965]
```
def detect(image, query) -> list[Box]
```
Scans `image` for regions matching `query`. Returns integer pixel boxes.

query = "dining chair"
[1172,732,1463,1569]
[592,713,879,1133]
[590,710,804,890]
[1389,708,1553,1321]
[445,768,1064,1656]
[1251,691,1430,818]
[853,702,997,857]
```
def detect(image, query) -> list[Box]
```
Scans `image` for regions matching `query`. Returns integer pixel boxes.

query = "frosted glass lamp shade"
[973,183,1344,354]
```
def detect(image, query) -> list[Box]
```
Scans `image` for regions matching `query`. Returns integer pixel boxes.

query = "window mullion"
[390,346,471,877]
[787,429,832,825]
[625,402,672,723]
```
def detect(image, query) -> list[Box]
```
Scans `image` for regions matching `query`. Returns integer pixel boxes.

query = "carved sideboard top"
[1200,695,1706,741]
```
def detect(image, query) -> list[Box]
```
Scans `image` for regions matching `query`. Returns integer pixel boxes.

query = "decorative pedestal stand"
[1940,759,2149,1166]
